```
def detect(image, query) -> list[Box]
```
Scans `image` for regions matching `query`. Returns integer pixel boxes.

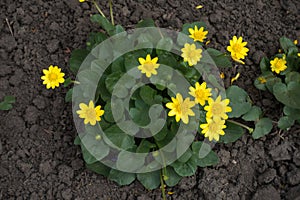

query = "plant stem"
[108,0,114,25]
[72,80,80,85]
[93,0,106,18]
[227,119,254,133]
[160,170,167,200]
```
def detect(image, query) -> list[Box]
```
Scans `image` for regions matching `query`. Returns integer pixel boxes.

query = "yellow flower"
[189,26,208,42]
[220,72,225,79]
[298,53,300,57]
[258,77,267,84]
[76,100,105,126]
[41,65,65,89]
[204,95,232,120]
[166,93,195,124]
[205,40,211,45]
[270,57,287,74]
[227,36,249,63]
[138,54,160,78]
[79,0,86,2]
[195,5,203,9]
[230,72,240,85]
[189,82,211,106]
[294,40,298,45]
[200,118,226,141]
[181,43,203,66]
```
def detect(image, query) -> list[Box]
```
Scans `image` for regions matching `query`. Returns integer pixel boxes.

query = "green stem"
[72,80,80,85]
[160,170,167,200]
[93,0,106,18]
[227,119,254,133]
[108,0,114,25]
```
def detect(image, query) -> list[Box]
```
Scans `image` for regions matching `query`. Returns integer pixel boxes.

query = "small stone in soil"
[258,168,276,184]
[252,185,280,200]
[46,39,60,53]
[287,169,300,185]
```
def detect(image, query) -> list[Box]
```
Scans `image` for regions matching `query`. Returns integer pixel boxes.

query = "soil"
[0,0,300,199]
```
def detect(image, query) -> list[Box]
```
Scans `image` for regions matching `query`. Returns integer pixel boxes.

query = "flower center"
[211,103,223,115]
[195,89,204,99]
[232,43,242,53]
[143,62,154,71]
[209,122,219,133]
[86,108,97,119]
[194,32,204,40]
[275,60,284,69]
[174,102,182,114]
[188,50,198,59]
[49,73,58,81]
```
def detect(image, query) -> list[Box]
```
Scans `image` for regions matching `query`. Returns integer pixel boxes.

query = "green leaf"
[103,102,114,123]
[80,144,98,164]
[65,89,73,102]
[0,96,15,110]
[136,139,156,153]
[111,56,125,72]
[104,125,135,150]
[252,118,273,139]
[91,14,115,36]
[205,48,232,68]
[226,86,252,118]
[156,37,173,55]
[105,71,124,93]
[242,106,262,121]
[220,121,245,143]
[164,167,182,187]
[114,25,125,34]
[86,161,110,176]
[80,130,110,164]
[153,125,168,141]
[139,86,157,105]
[63,77,72,87]
[177,149,193,163]
[116,150,145,172]
[74,136,81,145]
[278,116,294,130]
[284,106,300,120]
[265,74,282,93]
[136,19,155,28]
[111,99,125,122]
[124,51,143,71]
[3,95,15,104]
[192,142,219,167]
[280,37,297,53]
[129,99,151,126]
[285,72,300,84]
[259,57,270,72]
[137,170,161,189]
[86,32,108,51]
[108,169,136,185]
[273,82,300,109]
[69,49,90,74]
[171,156,197,176]
[254,77,267,91]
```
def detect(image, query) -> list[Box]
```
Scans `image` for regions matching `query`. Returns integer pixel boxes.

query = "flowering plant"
[42,1,273,198]
[255,37,300,130]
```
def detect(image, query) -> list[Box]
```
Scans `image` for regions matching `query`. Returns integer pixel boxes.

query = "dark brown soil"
[0,0,300,199]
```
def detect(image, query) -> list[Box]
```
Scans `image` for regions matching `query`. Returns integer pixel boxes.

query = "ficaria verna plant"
[40,1,276,198]
[255,37,300,130]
